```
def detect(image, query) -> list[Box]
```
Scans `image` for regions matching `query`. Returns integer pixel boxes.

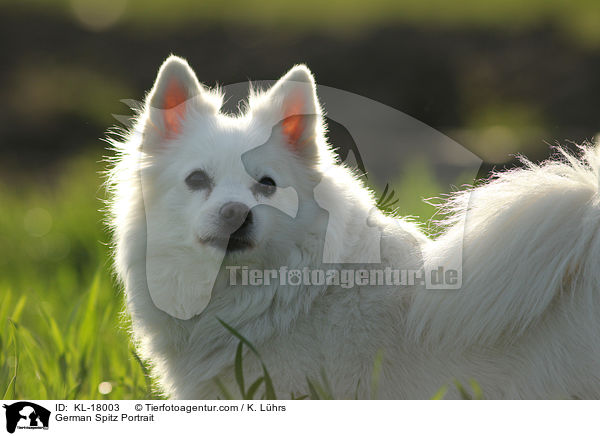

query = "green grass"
[0,150,472,400]
[0,153,159,400]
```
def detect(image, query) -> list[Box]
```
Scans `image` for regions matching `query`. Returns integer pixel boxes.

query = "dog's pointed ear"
[143,55,218,147]
[254,65,323,160]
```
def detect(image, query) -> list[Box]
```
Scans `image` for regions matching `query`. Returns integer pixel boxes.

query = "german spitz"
[107,55,600,399]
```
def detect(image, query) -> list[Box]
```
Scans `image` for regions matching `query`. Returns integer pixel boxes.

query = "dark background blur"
[2,0,600,180]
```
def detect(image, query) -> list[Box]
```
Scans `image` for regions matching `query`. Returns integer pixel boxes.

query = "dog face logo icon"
[2,402,50,434]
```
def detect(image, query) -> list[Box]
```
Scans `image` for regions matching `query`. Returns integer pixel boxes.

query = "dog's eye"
[256,176,276,196]
[185,170,211,191]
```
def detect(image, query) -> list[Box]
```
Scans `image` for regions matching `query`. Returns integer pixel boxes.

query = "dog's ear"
[254,65,323,160]
[143,55,219,147]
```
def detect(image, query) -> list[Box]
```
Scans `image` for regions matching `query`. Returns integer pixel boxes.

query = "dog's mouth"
[198,234,254,253]
[198,212,255,253]
[225,236,254,253]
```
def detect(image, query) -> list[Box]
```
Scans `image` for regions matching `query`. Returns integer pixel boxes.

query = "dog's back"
[406,145,600,398]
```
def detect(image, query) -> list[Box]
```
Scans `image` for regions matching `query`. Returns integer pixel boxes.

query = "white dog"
[107,55,600,399]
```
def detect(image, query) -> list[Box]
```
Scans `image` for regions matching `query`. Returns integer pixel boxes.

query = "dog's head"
[138,56,329,267]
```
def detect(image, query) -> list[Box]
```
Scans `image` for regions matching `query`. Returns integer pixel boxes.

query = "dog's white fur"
[107,55,600,399]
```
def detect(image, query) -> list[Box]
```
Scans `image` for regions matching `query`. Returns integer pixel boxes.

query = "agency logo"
[2,402,50,434]
[113,79,481,320]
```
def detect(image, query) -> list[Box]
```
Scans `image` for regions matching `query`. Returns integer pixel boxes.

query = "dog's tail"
[408,143,600,349]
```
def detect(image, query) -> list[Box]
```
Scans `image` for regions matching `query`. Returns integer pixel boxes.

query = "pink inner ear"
[281,96,306,151]
[282,114,304,150]
[163,78,188,136]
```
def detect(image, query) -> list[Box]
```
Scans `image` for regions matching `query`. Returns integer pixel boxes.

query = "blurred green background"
[1,0,600,399]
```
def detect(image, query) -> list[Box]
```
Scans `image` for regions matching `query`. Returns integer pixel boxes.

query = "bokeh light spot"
[98,381,113,395]
[24,208,53,237]
[70,0,127,32]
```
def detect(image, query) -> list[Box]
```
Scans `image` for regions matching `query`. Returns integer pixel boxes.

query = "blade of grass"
[213,377,233,400]
[431,385,448,400]
[131,347,153,399]
[454,379,473,400]
[306,377,321,400]
[370,349,384,399]
[469,379,484,400]
[217,319,277,400]
[3,320,19,400]
[245,377,264,400]
[10,296,27,323]
[234,341,245,397]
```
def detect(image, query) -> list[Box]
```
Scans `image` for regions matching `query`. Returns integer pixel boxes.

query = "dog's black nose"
[219,202,251,233]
